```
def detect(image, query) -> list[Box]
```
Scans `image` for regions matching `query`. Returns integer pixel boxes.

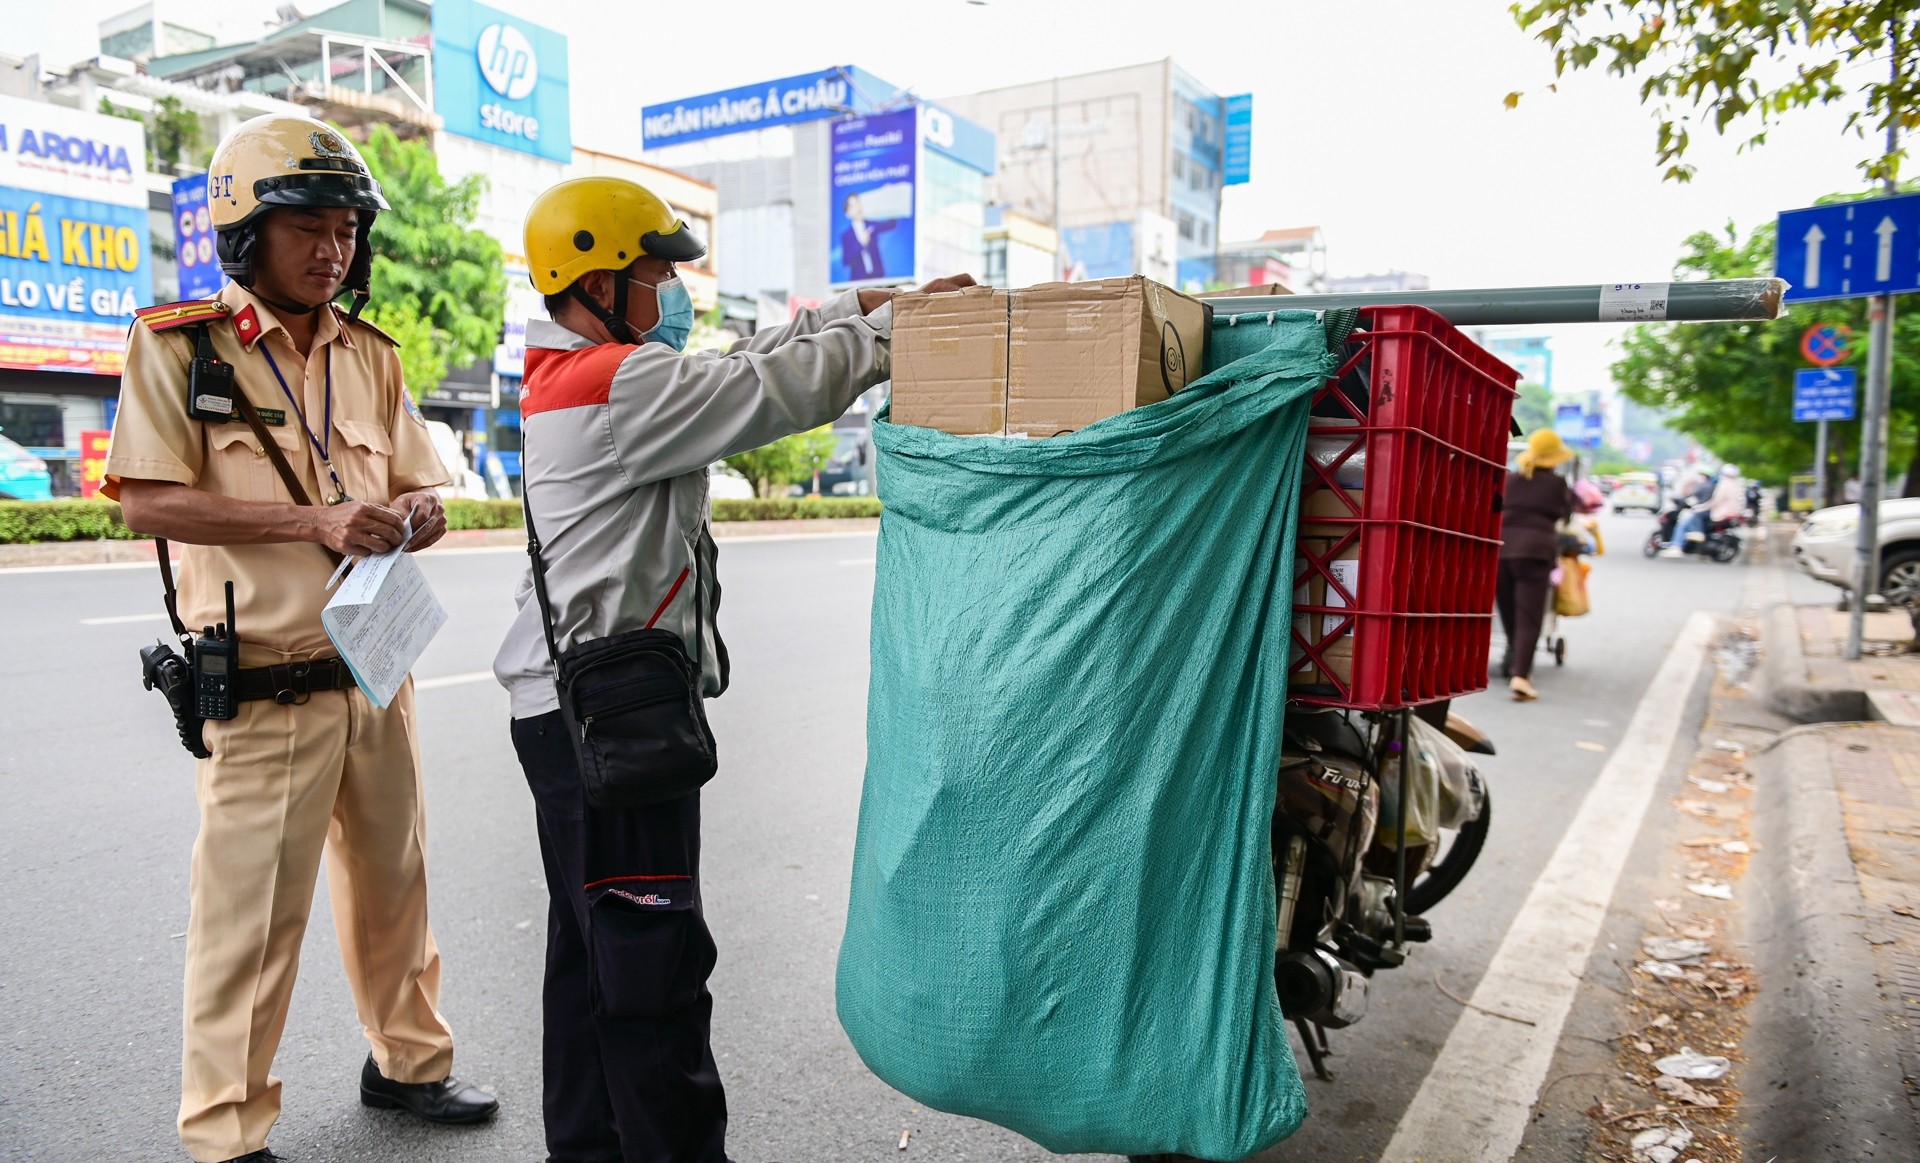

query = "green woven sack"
[837,311,1335,1158]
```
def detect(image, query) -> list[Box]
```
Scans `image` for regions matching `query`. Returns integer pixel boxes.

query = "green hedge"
[0,495,881,543]
[0,500,140,543]
[443,498,523,529]
[712,497,882,521]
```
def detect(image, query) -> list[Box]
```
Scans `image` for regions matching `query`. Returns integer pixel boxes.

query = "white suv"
[1792,498,1920,604]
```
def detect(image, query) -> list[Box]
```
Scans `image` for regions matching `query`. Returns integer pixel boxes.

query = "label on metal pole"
[1598,281,1672,322]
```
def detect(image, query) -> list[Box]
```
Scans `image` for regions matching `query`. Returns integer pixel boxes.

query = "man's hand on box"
[916,274,978,296]
[857,274,979,316]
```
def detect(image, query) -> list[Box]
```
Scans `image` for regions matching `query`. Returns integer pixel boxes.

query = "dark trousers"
[1496,557,1555,679]
[510,712,729,1163]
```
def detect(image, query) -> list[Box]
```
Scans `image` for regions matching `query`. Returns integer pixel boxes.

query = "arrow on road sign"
[1778,192,1920,302]
[1878,216,1898,282]
[1805,223,1825,288]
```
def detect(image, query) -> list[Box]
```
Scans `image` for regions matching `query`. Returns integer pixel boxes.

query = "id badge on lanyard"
[261,346,352,505]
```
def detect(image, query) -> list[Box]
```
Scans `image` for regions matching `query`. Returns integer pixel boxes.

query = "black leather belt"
[235,658,357,704]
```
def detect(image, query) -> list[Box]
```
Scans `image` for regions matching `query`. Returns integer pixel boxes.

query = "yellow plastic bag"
[1554,557,1591,617]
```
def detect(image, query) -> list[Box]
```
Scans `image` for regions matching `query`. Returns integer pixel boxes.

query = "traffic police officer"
[104,114,497,1163]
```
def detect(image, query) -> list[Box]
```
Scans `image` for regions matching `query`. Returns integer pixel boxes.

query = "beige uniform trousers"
[178,672,453,1162]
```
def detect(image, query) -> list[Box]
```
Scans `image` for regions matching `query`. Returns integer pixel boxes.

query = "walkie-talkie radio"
[192,581,239,721]
[186,323,235,423]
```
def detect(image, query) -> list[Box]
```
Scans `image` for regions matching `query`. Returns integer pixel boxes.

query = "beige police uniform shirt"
[104,283,449,659]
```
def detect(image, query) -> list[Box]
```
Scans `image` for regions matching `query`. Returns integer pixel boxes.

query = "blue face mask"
[633,275,694,351]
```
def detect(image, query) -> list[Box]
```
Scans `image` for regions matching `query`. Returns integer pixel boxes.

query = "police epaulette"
[134,300,231,333]
[343,312,400,348]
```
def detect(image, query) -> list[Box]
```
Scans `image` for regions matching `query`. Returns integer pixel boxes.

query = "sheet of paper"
[321,528,445,709]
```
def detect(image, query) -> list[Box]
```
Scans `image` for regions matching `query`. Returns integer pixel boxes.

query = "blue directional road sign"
[1777,192,1920,303]
[1793,366,1858,422]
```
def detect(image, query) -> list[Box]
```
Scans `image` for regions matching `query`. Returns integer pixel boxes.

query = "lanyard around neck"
[259,344,350,505]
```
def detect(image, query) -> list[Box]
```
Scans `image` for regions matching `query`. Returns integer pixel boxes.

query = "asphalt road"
[0,513,1831,1162]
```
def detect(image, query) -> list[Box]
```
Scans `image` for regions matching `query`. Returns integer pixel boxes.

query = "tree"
[1512,382,1555,435]
[1509,1,1916,183]
[366,299,447,411]
[725,427,840,498]
[356,124,506,400]
[99,96,204,174]
[1610,212,1920,494]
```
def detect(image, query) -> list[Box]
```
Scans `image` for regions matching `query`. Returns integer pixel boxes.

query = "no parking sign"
[1800,323,1852,367]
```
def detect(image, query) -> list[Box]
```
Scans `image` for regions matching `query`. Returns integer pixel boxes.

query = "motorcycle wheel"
[1643,533,1662,558]
[1710,539,1740,564]
[1406,790,1492,915]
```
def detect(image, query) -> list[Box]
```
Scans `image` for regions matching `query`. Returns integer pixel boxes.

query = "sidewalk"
[1754,576,1920,1156]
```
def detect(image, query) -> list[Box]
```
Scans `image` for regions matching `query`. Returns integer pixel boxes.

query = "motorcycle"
[1644,497,1744,563]
[1128,704,1494,1163]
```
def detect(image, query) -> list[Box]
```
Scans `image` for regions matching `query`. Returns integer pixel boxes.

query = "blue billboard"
[432,0,571,163]
[171,173,224,300]
[830,109,917,288]
[645,67,869,149]
[1223,94,1253,186]
[1062,222,1136,281]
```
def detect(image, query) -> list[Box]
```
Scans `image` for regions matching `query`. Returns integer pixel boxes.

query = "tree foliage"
[1512,382,1556,435]
[724,427,841,498]
[99,96,205,174]
[1611,208,1920,491]
[356,124,505,400]
[1509,1,1918,182]
[367,299,448,409]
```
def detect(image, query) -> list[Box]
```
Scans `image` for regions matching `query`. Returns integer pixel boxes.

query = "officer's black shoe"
[215,1152,282,1163]
[358,1054,499,1124]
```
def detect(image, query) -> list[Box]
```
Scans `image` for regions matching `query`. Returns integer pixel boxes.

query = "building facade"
[639,67,995,314]
[938,59,1238,291]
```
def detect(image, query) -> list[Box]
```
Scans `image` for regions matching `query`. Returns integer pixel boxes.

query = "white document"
[321,524,446,709]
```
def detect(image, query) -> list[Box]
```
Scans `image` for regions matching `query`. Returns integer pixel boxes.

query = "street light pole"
[1846,17,1903,661]
[1816,417,1829,508]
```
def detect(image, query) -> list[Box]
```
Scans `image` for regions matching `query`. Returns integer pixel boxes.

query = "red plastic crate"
[1289,305,1520,709]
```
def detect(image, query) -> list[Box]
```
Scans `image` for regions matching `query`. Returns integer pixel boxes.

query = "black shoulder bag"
[522,491,718,808]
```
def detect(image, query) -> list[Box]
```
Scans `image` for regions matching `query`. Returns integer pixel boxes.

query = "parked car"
[0,433,53,501]
[1792,498,1920,605]
[424,419,488,500]
[709,463,755,500]
[815,426,877,496]
[1610,471,1661,513]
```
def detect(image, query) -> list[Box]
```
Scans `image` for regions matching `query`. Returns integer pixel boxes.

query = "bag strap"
[520,491,567,681]
[522,483,707,686]
[155,539,190,640]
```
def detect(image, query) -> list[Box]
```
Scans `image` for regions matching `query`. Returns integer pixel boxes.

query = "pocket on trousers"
[584,877,714,1019]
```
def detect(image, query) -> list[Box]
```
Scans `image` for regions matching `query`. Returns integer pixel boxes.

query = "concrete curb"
[1747,733,1920,1160]
[1760,602,1869,723]
[0,518,881,570]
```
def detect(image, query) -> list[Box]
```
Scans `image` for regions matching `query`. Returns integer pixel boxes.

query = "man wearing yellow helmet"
[493,174,972,1161]
[103,114,496,1163]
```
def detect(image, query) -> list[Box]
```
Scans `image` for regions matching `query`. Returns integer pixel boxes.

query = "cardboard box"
[891,276,1212,437]
[891,286,1010,436]
[1300,486,1367,539]
[1292,535,1360,687]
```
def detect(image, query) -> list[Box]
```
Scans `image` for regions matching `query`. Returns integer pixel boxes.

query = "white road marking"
[0,561,156,576]
[415,671,495,691]
[1377,610,1715,1163]
[838,558,876,566]
[79,612,169,625]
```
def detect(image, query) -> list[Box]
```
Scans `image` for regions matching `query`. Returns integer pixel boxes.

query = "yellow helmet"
[525,177,707,295]
[208,114,388,308]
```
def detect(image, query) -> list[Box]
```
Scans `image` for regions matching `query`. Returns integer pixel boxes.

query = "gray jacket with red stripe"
[492,292,894,719]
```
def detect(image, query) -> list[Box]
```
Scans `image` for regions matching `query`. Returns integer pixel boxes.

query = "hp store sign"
[433,0,571,163]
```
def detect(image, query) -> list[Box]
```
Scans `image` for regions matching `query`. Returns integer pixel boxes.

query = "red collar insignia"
[231,304,264,350]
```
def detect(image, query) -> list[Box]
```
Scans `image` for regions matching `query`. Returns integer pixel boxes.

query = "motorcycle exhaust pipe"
[1276,948,1370,1029]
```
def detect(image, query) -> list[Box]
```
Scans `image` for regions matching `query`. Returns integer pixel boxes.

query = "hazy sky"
[22,0,1883,391]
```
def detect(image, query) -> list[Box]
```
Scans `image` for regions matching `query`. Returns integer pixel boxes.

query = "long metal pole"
[1847,17,1902,661]
[1199,278,1787,325]
[1816,418,1830,509]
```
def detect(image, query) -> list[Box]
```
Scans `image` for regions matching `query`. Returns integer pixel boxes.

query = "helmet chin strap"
[570,276,639,344]
[249,287,330,318]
